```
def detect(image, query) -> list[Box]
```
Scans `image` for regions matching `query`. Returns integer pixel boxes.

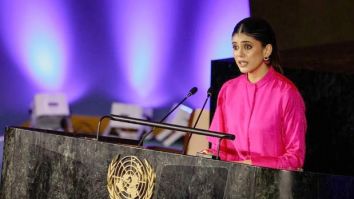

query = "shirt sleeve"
[252,87,307,170]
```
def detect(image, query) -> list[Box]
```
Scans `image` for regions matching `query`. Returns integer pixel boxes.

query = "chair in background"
[30,93,72,132]
[103,102,153,140]
[155,104,193,146]
[147,107,210,155]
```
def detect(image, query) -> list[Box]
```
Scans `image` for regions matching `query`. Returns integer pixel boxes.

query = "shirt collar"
[243,66,275,88]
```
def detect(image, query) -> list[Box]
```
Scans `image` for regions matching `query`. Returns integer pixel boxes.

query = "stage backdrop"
[0,0,250,133]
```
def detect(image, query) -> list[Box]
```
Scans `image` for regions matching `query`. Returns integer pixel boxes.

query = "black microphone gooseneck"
[183,87,212,154]
[138,87,198,146]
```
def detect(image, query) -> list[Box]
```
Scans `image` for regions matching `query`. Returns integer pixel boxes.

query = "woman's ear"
[263,44,273,58]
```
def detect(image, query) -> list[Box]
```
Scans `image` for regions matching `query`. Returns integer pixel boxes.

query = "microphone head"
[187,87,198,97]
[207,87,213,97]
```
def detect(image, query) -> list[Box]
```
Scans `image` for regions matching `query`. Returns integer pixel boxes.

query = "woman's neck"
[247,64,269,83]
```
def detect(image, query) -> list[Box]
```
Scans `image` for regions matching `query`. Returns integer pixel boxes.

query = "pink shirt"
[208,67,307,170]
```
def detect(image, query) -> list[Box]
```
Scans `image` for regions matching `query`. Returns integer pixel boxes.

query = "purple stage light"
[191,1,250,106]
[0,0,249,119]
[107,0,179,106]
[106,0,249,108]
[0,0,86,102]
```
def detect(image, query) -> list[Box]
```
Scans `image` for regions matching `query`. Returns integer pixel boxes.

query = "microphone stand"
[182,91,211,154]
[138,96,188,146]
[138,87,198,146]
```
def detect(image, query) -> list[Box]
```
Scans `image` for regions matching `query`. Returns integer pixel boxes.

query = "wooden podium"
[1,127,354,198]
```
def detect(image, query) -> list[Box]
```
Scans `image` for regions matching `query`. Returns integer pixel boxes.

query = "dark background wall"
[250,0,354,51]
[249,0,354,75]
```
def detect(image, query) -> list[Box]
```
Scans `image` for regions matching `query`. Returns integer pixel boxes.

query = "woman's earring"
[263,57,270,65]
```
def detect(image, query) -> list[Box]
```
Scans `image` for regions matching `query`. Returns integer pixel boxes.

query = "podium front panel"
[1,127,353,198]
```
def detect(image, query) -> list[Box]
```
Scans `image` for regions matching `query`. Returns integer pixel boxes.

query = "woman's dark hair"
[232,17,283,73]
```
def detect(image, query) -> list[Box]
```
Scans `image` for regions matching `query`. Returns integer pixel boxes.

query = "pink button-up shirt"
[208,67,307,170]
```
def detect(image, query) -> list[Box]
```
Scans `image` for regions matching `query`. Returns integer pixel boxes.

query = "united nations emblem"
[107,155,156,199]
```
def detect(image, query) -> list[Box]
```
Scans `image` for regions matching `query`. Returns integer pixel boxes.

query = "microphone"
[207,87,212,97]
[138,87,198,146]
[187,87,198,97]
[183,87,212,154]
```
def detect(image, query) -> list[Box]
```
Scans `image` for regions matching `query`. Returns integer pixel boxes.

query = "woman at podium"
[206,17,307,171]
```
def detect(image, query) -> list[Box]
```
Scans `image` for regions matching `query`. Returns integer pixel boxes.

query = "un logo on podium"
[107,155,156,199]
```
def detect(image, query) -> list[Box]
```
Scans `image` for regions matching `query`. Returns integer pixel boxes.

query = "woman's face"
[232,33,271,75]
